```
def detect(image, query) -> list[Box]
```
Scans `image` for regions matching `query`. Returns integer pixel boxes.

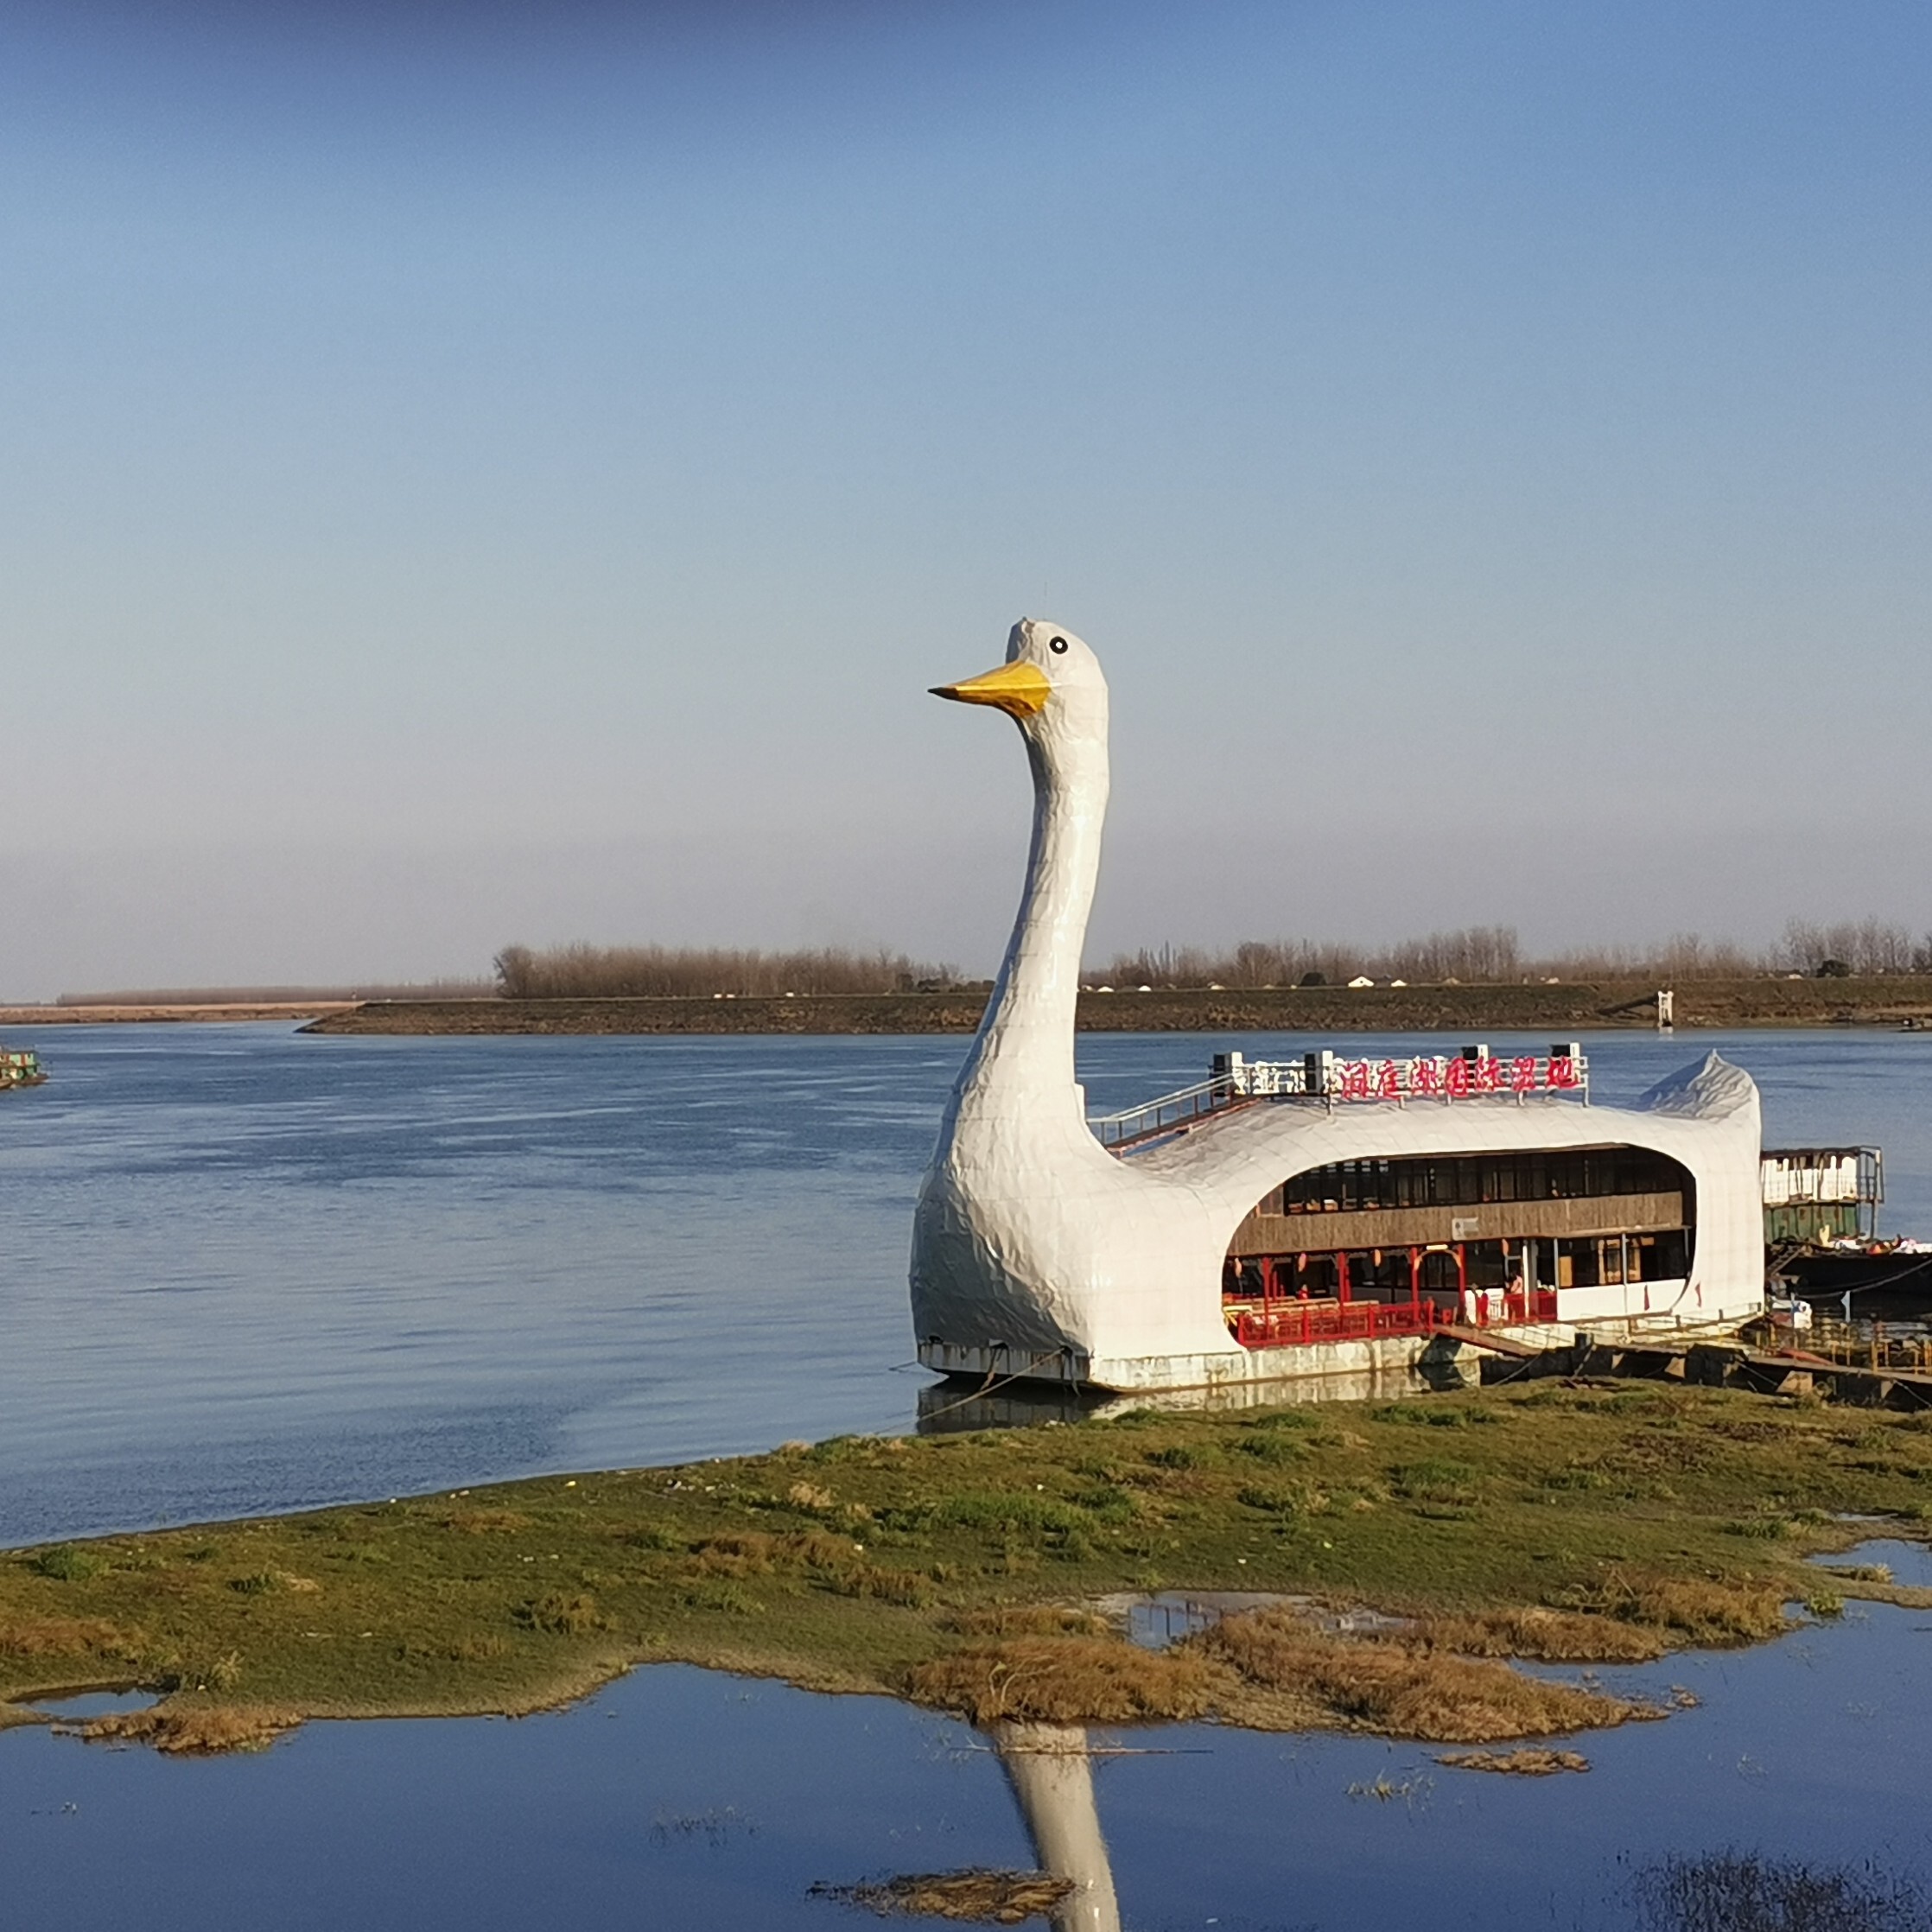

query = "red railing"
[1482,1287,1560,1325]
[1230,1287,1560,1350]
[1232,1300,1447,1348]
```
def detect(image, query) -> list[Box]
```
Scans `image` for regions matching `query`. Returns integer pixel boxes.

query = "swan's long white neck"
[946,699,1109,1134]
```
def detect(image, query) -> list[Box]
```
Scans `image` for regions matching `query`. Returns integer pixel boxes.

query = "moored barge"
[1762,1146,1932,1304]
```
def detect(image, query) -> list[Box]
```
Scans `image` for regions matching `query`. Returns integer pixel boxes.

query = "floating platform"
[0,1048,46,1091]
[1773,1245,1932,1306]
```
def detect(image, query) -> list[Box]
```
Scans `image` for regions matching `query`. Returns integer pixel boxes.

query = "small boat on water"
[0,1046,47,1091]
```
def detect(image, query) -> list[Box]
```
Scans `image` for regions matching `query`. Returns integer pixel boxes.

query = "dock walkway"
[1495,1323,1932,1408]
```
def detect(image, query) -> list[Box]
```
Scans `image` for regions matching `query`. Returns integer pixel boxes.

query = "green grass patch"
[1391,1459,1482,1506]
[4,1384,1928,1750]
[32,1547,105,1583]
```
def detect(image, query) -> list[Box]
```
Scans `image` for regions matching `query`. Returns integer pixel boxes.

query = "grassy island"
[6,1383,1931,1754]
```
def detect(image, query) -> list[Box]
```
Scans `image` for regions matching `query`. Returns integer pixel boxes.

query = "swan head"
[930,619,1108,753]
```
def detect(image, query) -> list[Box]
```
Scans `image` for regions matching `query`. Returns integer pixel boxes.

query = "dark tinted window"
[1278,1147,1684,1214]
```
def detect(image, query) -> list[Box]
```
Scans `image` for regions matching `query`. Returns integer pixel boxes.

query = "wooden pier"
[1467,1317,1932,1407]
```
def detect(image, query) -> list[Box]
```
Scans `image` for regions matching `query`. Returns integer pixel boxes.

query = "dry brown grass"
[1407,1606,1666,1662]
[440,1509,533,1535]
[517,1592,607,1636]
[691,1535,778,1578]
[906,1637,1217,1726]
[1196,1611,1656,1742]
[1438,1748,1591,1776]
[791,1531,867,1568]
[256,1571,322,1595]
[446,1634,513,1662]
[78,1703,302,1755]
[1556,1569,1791,1644]
[810,1870,1074,1923]
[685,1529,861,1573]
[830,1565,935,1609]
[0,1616,145,1661]
[950,1606,1115,1641]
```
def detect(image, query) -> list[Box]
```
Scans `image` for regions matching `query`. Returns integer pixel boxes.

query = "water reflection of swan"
[992,1723,1122,1932]
[913,620,1764,1394]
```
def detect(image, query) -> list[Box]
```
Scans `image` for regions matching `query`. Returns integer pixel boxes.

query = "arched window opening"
[1223,1144,1698,1347]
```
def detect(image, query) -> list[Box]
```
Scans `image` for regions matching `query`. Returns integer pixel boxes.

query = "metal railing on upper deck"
[1087,1077,1240,1151]
[1089,1045,1590,1153]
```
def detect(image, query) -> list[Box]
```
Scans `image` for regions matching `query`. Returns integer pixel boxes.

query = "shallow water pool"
[7,1581,1932,1931]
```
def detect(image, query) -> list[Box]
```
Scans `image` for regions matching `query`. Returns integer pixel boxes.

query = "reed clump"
[32,1547,105,1582]
[1437,1748,1590,1776]
[1192,1611,1656,1741]
[906,1637,1217,1726]
[517,1592,607,1637]
[1551,1570,1790,1645]
[77,1703,302,1756]
[1403,1606,1667,1663]
[810,1869,1075,1923]
[0,1615,146,1660]
[949,1606,1115,1641]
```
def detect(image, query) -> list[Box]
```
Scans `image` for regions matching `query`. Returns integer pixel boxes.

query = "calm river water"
[3,1022,1931,1929]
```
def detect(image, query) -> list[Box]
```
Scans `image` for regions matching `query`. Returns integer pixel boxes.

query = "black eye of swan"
[1049,635,1069,654]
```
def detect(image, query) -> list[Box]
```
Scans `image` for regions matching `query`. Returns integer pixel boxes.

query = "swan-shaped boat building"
[911,620,1765,1395]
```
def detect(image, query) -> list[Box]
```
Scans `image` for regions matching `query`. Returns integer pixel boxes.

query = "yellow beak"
[930,660,1051,719]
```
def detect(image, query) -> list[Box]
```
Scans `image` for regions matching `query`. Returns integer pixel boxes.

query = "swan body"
[911,620,1765,1391]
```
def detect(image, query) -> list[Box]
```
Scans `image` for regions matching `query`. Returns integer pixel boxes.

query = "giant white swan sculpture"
[911,619,1764,1392]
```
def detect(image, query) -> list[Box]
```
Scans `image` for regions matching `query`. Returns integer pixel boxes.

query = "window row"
[1259,1147,1687,1217]
[1222,1230,1693,1303]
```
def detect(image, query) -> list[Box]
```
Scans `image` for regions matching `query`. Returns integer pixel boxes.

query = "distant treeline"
[492,918,1932,1001]
[493,944,948,1000]
[1095,919,1932,988]
[57,981,494,1007]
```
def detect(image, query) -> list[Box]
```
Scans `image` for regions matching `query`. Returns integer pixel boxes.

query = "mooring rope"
[917,1350,1067,1423]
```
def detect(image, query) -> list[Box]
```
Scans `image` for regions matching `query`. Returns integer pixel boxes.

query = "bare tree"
[492,944,941,1000]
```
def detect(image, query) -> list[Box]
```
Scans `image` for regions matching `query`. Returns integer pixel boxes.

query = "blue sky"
[3,0,1928,994]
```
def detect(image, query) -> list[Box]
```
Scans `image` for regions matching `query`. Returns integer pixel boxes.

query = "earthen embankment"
[299,978,1932,1036]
